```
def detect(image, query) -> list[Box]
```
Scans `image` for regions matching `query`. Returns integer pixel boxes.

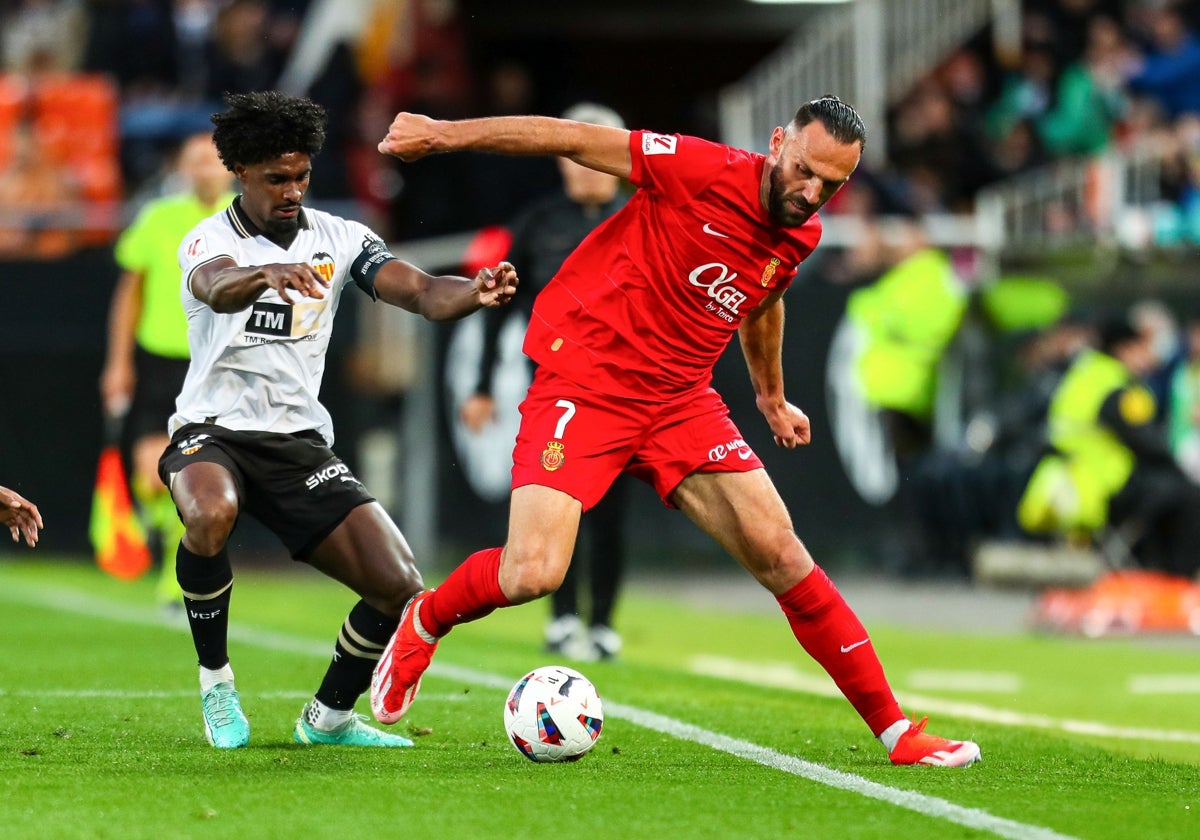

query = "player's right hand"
[261,262,330,304]
[378,112,441,161]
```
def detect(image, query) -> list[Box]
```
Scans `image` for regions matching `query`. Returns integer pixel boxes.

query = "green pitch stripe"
[690,655,1200,746]
[2,581,1075,840]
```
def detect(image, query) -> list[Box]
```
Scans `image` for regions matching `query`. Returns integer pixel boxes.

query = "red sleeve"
[628,130,737,202]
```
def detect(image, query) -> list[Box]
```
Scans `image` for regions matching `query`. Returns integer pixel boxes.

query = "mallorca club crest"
[760,257,781,287]
[541,440,565,472]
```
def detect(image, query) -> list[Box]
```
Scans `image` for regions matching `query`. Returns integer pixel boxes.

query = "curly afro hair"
[211,91,327,170]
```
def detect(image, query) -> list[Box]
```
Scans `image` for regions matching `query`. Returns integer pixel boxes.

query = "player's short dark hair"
[210,91,327,169]
[792,95,867,151]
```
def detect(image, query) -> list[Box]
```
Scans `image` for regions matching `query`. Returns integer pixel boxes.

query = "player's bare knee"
[750,533,814,592]
[500,551,567,604]
[178,494,238,556]
[372,565,424,616]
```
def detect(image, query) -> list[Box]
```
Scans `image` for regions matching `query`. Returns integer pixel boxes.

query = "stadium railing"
[974,144,1168,256]
[718,0,1014,165]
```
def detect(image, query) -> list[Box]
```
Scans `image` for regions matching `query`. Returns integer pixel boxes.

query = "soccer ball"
[503,665,603,762]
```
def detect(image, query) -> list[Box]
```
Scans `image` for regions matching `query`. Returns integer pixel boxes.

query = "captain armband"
[349,237,399,300]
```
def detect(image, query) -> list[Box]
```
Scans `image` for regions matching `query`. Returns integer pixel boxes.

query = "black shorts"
[128,347,189,441]
[158,422,375,558]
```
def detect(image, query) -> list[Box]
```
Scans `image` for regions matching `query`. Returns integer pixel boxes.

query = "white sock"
[878,719,911,753]
[199,663,235,693]
[305,698,354,732]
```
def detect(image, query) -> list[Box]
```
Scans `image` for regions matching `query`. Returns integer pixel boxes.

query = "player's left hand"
[759,398,811,449]
[475,261,519,308]
[0,485,43,547]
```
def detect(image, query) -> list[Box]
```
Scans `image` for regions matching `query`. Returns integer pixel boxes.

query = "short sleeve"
[178,223,239,294]
[627,131,737,202]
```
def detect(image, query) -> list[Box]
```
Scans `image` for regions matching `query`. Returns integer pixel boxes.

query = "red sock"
[424,547,511,637]
[776,565,904,736]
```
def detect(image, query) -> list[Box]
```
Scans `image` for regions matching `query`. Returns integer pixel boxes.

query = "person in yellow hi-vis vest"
[100,133,236,612]
[846,224,967,458]
[844,223,968,574]
[1019,316,1200,577]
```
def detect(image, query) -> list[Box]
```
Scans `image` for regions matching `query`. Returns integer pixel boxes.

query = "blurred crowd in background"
[1,0,1198,249]
[2,0,1200,600]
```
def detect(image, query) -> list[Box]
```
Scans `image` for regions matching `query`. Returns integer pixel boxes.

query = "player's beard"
[265,211,300,237]
[766,165,818,227]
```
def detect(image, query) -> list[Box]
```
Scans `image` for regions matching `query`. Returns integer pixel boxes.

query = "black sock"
[176,543,233,671]
[315,600,399,711]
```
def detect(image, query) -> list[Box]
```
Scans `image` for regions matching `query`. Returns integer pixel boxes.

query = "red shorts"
[511,368,764,510]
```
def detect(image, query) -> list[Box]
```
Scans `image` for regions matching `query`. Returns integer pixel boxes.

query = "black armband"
[349,237,398,300]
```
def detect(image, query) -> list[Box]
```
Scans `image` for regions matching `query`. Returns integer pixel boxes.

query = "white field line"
[0,689,472,701]
[691,655,1200,746]
[1128,675,1200,695]
[0,582,1076,840]
[907,670,1023,693]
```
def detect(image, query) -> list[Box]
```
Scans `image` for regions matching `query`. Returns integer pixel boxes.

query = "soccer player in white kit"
[158,91,518,748]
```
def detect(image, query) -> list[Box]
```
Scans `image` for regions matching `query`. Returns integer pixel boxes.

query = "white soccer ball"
[503,665,603,762]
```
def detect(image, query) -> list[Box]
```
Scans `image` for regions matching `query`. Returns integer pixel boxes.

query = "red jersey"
[523,130,822,400]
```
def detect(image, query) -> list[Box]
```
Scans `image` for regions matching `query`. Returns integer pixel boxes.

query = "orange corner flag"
[89,443,151,581]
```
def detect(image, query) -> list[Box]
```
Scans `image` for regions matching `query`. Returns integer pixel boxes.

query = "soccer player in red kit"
[370,96,980,767]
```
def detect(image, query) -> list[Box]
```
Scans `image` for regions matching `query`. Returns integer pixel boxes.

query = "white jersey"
[170,200,389,445]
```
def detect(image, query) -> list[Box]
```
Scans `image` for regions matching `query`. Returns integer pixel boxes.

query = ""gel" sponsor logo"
[689,263,747,316]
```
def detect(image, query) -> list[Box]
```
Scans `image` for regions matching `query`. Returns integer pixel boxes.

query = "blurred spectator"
[303,40,363,201]
[986,45,1058,142]
[845,219,970,573]
[1019,313,1200,577]
[1126,3,1200,121]
[100,131,234,612]
[358,0,472,119]
[203,0,283,99]
[1130,298,1185,420]
[1,0,86,74]
[888,82,997,212]
[173,0,220,101]
[83,0,180,98]
[847,219,969,445]
[1168,310,1200,483]
[360,0,478,237]
[464,60,561,227]
[1023,0,1125,68]
[990,117,1049,179]
[1152,113,1200,244]
[1035,15,1130,156]
[0,121,80,258]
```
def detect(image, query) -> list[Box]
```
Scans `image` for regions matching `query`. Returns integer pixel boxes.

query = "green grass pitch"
[1,557,1197,839]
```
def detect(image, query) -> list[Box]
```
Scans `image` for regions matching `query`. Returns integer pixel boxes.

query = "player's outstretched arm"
[738,293,811,449]
[374,259,519,321]
[0,485,43,547]
[190,257,331,312]
[378,112,633,179]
